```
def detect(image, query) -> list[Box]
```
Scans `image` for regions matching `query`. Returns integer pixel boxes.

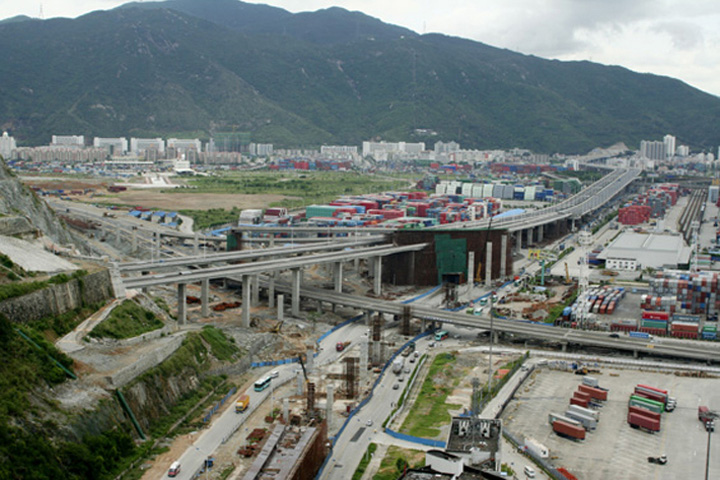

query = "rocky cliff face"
[0,159,88,250]
[0,270,114,323]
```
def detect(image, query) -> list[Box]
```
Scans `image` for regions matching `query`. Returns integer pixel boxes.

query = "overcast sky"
[2,0,719,97]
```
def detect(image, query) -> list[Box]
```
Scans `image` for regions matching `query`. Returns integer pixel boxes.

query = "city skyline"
[1,0,719,97]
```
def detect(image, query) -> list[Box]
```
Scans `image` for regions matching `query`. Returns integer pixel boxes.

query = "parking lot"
[502,367,720,479]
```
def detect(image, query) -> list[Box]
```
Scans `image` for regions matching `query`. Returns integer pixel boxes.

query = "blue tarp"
[494,208,525,219]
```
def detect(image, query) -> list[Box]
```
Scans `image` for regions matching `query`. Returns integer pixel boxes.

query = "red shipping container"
[629,405,661,422]
[627,412,660,432]
[570,396,589,408]
[557,467,579,480]
[574,391,591,402]
[553,420,586,440]
[578,385,608,401]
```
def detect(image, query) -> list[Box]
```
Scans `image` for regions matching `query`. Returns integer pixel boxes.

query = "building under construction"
[241,421,328,480]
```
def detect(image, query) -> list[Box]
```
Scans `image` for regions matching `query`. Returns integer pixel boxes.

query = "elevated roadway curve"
[121,243,428,290]
[118,237,384,273]
[261,280,720,363]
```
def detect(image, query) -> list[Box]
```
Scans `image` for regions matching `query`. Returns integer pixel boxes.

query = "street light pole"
[706,427,712,480]
[487,292,495,396]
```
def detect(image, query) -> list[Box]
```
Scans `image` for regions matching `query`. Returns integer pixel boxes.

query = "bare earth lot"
[90,191,296,211]
[502,367,720,480]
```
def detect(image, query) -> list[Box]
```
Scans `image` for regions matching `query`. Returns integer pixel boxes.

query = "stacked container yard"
[611,318,638,332]
[640,310,669,336]
[617,183,679,225]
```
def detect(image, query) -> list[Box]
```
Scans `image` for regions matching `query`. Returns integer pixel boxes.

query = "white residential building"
[130,137,165,155]
[362,141,425,159]
[51,135,84,148]
[434,141,460,154]
[0,131,16,159]
[248,143,273,156]
[93,137,128,155]
[321,145,358,156]
[640,140,666,161]
[663,134,676,160]
[676,145,690,157]
[167,138,202,154]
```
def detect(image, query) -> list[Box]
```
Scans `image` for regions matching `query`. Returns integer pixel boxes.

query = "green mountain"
[1,0,719,153]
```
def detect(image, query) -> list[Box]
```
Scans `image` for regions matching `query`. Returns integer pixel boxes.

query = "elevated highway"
[262,280,720,363]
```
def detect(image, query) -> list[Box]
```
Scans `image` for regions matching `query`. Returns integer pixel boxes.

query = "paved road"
[165,320,369,479]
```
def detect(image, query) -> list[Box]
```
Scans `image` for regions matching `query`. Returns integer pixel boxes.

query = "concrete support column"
[131,230,137,253]
[242,274,251,328]
[141,271,149,294]
[201,278,210,318]
[268,273,276,308]
[467,251,475,299]
[269,236,275,248]
[513,232,519,255]
[194,232,199,256]
[485,242,493,287]
[360,340,369,382]
[409,251,416,285]
[364,310,372,326]
[561,342,567,353]
[326,384,333,431]
[291,268,302,317]
[177,283,187,325]
[251,274,260,306]
[354,257,360,271]
[283,398,289,424]
[373,257,382,296]
[333,262,343,293]
[633,349,638,359]
[277,294,284,323]
[538,224,544,243]
[296,371,304,395]
[305,346,314,374]
[500,235,508,279]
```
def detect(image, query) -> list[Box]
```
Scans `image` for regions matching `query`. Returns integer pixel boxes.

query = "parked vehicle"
[336,341,351,352]
[647,455,667,465]
[392,358,404,374]
[578,384,608,401]
[628,412,660,432]
[568,404,600,421]
[564,410,597,431]
[582,376,599,388]
[552,420,586,440]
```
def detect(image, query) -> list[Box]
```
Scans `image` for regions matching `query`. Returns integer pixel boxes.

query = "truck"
[629,405,661,422]
[336,341,351,352]
[629,331,652,340]
[564,410,597,431]
[582,376,599,388]
[392,358,404,374]
[552,420,586,440]
[629,395,664,414]
[238,209,263,225]
[578,384,608,401]
[548,413,582,428]
[628,412,660,432]
[401,342,416,357]
[523,437,549,459]
[235,394,250,413]
[568,404,600,421]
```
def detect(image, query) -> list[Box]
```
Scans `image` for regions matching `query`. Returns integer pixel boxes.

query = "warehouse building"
[597,232,691,270]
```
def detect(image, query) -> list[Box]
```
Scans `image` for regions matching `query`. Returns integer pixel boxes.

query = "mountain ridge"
[1,0,718,153]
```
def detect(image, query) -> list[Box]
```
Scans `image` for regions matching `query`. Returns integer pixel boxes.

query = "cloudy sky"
[2,0,719,96]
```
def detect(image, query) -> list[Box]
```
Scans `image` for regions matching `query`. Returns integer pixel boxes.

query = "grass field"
[373,446,425,480]
[399,352,463,438]
[88,299,164,340]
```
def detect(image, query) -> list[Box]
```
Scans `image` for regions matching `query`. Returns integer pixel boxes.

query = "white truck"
[392,358,404,374]
[238,209,263,225]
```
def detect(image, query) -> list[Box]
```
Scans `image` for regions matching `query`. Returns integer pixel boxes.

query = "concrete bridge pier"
[177,283,187,325]
[201,278,209,317]
[251,274,260,306]
[333,262,343,293]
[194,232,199,256]
[500,234,508,279]
[242,274,251,328]
[268,273,276,308]
[538,224,544,243]
[560,342,567,352]
[485,242,493,287]
[277,294,284,323]
[373,257,383,296]
[291,268,302,317]
[131,230,138,253]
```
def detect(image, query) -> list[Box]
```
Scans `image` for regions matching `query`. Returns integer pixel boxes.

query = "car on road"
[366,419,373,426]
[269,370,279,379]
[393,383,399,390]
[404,367,410,373]
[398,376,404,382]
[168,461,181,477]
[608,333,620,338]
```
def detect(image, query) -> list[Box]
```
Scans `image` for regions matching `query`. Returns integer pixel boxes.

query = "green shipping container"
[629,395,664,413]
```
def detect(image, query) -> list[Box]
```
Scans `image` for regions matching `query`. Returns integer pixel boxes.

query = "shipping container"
[578,384,608,401]
[548,413,582,428]
[553,420,586,440]
[628,405,661,422]
[568,404,600,421]
[629,395,664,414]
[564,410,597,430]
[627,412,660,432]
